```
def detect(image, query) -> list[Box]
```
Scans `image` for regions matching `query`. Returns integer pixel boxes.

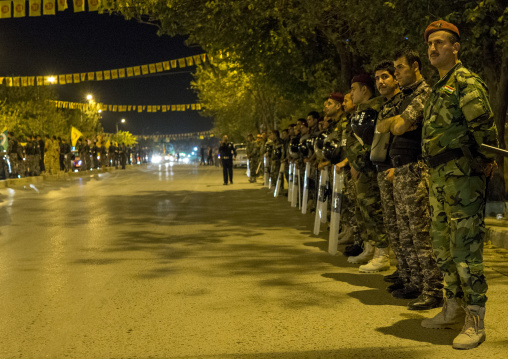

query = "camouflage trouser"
[429,157,487,306]
[271,159,281,186]
[8,156,19,177]
[342,169,363,245]
[249,158,258,178]
[377,169,399,258]
[394,162,443,297]
[354,169,388,248]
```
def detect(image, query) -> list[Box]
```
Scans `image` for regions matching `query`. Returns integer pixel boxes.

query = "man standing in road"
[376,50,444,309]
[345,74,388,268]
[417,21,498,350]
[219,135,236,185]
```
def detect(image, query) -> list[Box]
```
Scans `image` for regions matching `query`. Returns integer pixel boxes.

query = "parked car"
[233,148,248,168]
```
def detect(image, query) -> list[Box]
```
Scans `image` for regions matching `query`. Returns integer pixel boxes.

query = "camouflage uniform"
[389,79,443,297]
[246,138,257,179]
[373,92,402,268]
[331,113,363,245]
[422,62,498,306]
[346,96,388,249]
[270,137,283,186]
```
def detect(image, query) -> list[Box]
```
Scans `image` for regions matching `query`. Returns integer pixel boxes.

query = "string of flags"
[0,0,105,19]
[50,100,203,112]
[136,131,214,141]
[0,53,207,87]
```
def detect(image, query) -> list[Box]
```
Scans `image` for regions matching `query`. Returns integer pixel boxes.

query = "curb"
[0,164,143,188]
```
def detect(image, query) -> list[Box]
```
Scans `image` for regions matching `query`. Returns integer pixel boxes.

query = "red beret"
[424,20,460,42]
[329,92,344,103]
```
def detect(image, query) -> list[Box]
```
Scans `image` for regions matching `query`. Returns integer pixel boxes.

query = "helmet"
[351,108,378,146]
[273,146,282,160]
[314,132,328,161]
[322,136,342,164]
[288,137,300,159]
[265,142,273,155]
[299,136,314,158]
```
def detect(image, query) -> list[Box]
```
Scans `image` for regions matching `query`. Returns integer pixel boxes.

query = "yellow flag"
[58,0,68,11]
[28,0,41,16]
[59,74,66,84]
[141,65,149,75]
[171,60,177,68]
[178,58,186,68]
[0,1,12,18]
[96,71,103,81]
[111,69,118,79]
[71,126,83,147]
[103,70,111,80]
[193,55,201,65]
[42,0,55,14]
[87,72,95,80]
[73,73,80,83]
[105,139,110,149]
[149,64,156,73]
[185,57,193,66]
[156,63,163,72]
[88,0,99,11]
[163,61,170,71]
[126,67,134,77]
[133,66,141,76]
[37,76,43,86]
[191,104,196,110]
[13,0,25,17]
[66,74,73,83]
[73,0,84,12]
[118,68,125,78]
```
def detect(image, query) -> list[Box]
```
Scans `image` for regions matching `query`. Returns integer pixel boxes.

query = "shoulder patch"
[442,85,455,94]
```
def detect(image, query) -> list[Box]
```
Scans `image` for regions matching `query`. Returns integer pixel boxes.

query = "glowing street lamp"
[117,118,126,133]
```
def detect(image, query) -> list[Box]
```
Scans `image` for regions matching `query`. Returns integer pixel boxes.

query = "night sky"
[0,8,212,135]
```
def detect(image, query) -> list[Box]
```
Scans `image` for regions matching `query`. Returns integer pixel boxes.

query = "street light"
[116,118,126,133]
[86,94,93,101]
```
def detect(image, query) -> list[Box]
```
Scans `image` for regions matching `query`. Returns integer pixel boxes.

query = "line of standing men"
[245,20,497,351]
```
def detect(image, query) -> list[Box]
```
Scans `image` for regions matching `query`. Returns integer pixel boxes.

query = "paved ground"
[1,164,507,358]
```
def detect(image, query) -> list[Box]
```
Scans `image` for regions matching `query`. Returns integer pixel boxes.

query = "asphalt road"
[1,164,507,358]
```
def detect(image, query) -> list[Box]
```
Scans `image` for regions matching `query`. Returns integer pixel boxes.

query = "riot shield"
[291,166,299,208]
[263,155,269,187]
[301,162,311,214]
[328,170,345,255]
[313,167,329,235]
[287,161,293,202]
[274,163,285,197]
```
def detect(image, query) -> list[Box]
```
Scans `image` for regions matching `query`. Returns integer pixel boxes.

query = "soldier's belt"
[425,148,463,168]
[391,155,419,168]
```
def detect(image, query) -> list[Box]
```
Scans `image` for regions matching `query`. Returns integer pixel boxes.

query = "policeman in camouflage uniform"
[360,61,402,274]
[246,134,258,182]
[418,21,498,350]
[377,50,444,309]
[320,93,361,250]
[345,74,388,268]
[270,130,283,187]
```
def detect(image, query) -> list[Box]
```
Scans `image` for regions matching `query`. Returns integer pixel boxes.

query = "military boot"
[358,247,390,272]
[452,305,486,350]
[337,226,354,245]
[347,242,374,264]
[421,297,465,329]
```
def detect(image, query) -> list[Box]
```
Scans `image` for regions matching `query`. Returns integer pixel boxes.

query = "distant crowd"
[1,132,153,179]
